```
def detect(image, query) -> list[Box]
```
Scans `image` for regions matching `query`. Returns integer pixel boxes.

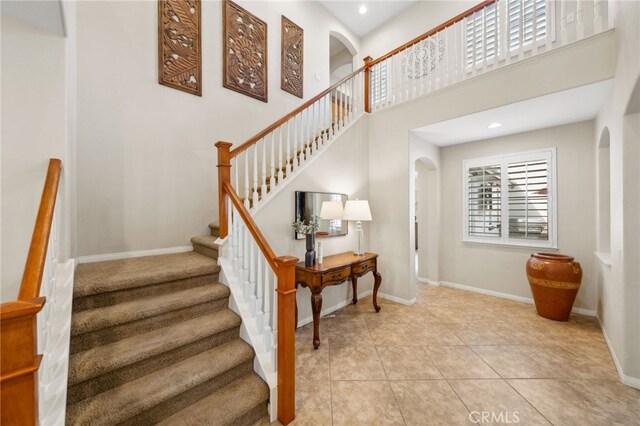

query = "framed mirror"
[294,191,348,240]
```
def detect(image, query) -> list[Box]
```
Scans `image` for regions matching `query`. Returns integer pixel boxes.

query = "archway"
[329,31,356,85]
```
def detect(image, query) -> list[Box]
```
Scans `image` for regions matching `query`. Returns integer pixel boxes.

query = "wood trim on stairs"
[1,159,61,426]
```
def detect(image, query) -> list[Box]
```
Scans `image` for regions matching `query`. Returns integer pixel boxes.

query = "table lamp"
[343,199,372,255]
[320,201,344,235]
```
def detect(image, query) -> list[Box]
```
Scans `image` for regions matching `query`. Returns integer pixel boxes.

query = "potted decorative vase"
[305,234,316,267]
[526,253,582,321]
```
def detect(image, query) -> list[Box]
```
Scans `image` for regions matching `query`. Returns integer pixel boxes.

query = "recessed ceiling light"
[359,5,367,14]
[487,122,502,129]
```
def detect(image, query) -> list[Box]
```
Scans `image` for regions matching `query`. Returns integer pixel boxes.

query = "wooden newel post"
[363,56,373,113]
[274,255,298,426]
[215,141,233,239]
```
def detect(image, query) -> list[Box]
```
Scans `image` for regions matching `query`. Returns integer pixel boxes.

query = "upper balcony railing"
[367,0,609,112]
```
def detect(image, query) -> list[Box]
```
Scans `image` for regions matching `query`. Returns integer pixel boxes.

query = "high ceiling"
[318,0,418,37]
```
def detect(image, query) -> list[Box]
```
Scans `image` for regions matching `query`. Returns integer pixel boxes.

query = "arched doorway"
[329,32,356,85]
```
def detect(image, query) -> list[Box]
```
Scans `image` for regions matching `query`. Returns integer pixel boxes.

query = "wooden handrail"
[18,158,62,300]
[1,158,62,426]
[370,0,497,66]
[222,181,278,269]
[230,66,366,159]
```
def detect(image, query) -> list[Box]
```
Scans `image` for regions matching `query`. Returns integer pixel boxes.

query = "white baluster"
[252,144,258,206]
[444,27,450,86]
[263,267,272,348]
[232,207,239,270]
[545,0,553,51]
[532,0,539,56]
[295,113,302,166]
[269,132,276,188]
[277,126,284,183]
[518,0,525,60]
[418,40,425,96]
[256,254,264,331]
[232,157,238,192]
[310,102,316,153]
[482,10,488,72]
[226,198,233,259]
[243,225,250,296]
[305,107,311,158]
[286,120,292,175]
[593,0,604,33]
[560,0,568,45]
[321,96,327,145]
[436,32,443,88]
[260,138,267,199]
[235,214,243,274]
[470,16,477,77]
[298,110,305,163]
[243,153,250,209]
[500,0,510,64]
[430,37,437,90]
[576,0,584,40]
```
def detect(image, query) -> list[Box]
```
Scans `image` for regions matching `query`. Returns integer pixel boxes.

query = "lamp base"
[353,221,364,256]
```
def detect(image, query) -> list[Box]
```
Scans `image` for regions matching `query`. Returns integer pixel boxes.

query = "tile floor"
[277,284,639,425]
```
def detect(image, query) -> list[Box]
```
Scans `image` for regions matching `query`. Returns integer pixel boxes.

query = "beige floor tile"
[427,345,499,379]
[390,380,472,425]
[329,343,387,380]
[331,381,404,426]
[445,322,517,346]
[563,379,640,424]
[377,346,443,380]
[296,342,330,383]
[508,379,612,425]
[292,380,332,426]
[522,344,618,380]
[449,379,551,425]
[471,346,550,379]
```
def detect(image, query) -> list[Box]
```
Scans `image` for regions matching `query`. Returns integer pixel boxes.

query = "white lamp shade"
[319,201,344,220]
[343,200,372,221]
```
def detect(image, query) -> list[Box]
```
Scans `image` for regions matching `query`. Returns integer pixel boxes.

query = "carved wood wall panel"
[223,1,268,102]
[281,16,303,98]
[158,0,202,96]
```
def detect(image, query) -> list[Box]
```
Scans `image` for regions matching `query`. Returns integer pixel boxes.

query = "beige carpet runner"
[66,225,269,425]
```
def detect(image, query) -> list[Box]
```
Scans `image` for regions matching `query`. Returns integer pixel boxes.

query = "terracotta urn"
[526,253,582,321]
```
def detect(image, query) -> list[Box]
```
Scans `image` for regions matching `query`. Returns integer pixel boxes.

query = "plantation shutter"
[467,164,502,238]
[371,62,387,105]
[507,156,550,241]
[466,0,548,67]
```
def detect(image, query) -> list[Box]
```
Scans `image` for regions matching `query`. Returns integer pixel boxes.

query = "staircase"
[66,225,269,425]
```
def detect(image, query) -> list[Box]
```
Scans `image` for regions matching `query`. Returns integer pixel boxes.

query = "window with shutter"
[466,0,551,68]
[371,61,388,105]
[463,148,556,248]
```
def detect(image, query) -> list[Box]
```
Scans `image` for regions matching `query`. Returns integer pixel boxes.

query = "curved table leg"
[351,276,358,305]
[311,292,323,349]
[373,271,382,313]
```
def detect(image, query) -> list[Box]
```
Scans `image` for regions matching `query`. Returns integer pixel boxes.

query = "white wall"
[365,31,614,305]
[439,121,597,310]
[1,14,73,302]
[330,48,353,85]
[253,118,372,324]
[75,0,360,257]
[594,0,640,387]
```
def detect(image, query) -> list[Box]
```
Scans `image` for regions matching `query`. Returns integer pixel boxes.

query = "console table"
[295,252,382,349]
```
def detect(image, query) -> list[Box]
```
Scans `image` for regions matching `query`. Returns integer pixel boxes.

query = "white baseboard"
[297,290,373,328]
[78,246,193,264]
[378,292,416,306]
[417,277,439,286]
[597,316,640,389]
[438,280,596,317]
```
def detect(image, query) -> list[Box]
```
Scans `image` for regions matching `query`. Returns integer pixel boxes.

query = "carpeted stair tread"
[66,339,254,426]
[68,309,241,386]
[158,373,269,426]
[208,223,220,237]
[191,235,219,250]
[74,252,219,298]
[71,284,230,336]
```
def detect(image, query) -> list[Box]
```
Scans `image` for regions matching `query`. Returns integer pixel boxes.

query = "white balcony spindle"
[532,0,539,56]
[252,144,259,206]
[576,0,584,40]
[243,153,250,209]
[286,120,292,175]
[256,255,264,331]
[546,0,553,51]
[594,0,604,33]
[249,241,257,314]
[261,139,267,201]
[269,132,276,188]
[277,126,284,183]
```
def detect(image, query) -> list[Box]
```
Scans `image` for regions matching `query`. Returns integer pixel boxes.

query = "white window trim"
[462,147,558,249]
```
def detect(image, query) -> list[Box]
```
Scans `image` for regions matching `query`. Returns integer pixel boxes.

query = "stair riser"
[70,298,229,354]
[209,227,219,238]
[119,361,254,426]
[72,273,219,312]
[67,326,240,404]
[193,244,219,260]
[233,402,270,426]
